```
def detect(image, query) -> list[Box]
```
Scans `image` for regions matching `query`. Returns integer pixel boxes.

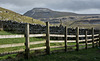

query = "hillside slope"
[0,7,45,25]
[24,8,77,19]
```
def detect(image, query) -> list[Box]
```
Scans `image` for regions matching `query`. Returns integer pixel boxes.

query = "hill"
[24,8,77,19]
[0,7,45,25]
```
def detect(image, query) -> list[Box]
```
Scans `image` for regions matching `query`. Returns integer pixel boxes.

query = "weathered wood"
[29,34,46,37]
[50,40,76,43]
[79,38,99,42]
[50,40,64,43]
[46,22,50,54]
[0,43,24,48]
[85,31,88,49]
[30,47,46,51]
[0,41,45,48]
[30,41,46,45]
[65,26,67,52]
[0,35,24,39]
[25,23,30,59]
[99,30,100,47]
[92,27,94,48]
[67,45,76,47]
[88,42,97,45]
[50,46,64,48]
[76,27,79,51]
[0,34,46,39]
[48,34,98,38]
[0,34,97,39]
[79,44,85,46]
[50,34,64,37]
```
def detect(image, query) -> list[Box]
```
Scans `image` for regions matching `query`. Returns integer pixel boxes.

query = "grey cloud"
[0,0,100,14]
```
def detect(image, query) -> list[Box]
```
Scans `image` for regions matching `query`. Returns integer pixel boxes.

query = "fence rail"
[0,22,100,59]
[0,34,99,39]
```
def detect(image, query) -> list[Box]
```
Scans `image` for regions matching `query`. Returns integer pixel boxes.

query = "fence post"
[76,27,79,51]
[65,26,67,52]
[85,31,88,49]
[46,22,50,54]
[92,27,94,48]
[25,23,30,59]
[99,30,100,47]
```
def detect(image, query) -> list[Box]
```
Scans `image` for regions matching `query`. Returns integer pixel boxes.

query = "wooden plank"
[0,41,45,48]
[92,27,94,48]
[30,41,46,45]
[50,40,76,43]
[46,22,50,55]
[64,26,67,52]
[87,35,92,37]
[25,23,30,59]
[76,27,79,51]
[78,34,98,37]
[67,35,76,37]
[0,34,98,39]
[99,30,100,47]
[85,31,88,49]
[29,34,46,37]
[79,35,91,37]
[79,44,85,46]
[0,35,24,39]
[50,41,64,43]
[50,46,64,48]
[30,47,46,51]
[67,40,76,42]
[94,34,99,37]
[88,42,97,45]
[67,45,76,47]
[50,34,76,37]
[50,34,64,37]
[79,38,99,42]
[0,43,24,48]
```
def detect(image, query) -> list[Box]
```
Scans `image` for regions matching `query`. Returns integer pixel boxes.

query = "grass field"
[0,48,99,61]
[18,48,100,61]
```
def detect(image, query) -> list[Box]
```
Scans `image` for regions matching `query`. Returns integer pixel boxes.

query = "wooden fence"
[0,22,100,59]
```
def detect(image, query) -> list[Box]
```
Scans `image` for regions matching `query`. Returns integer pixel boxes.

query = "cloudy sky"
[0,0,100,14]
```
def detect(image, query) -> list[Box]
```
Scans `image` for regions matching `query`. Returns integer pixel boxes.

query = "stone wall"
[0,20,99,35]
[0,21,3,31]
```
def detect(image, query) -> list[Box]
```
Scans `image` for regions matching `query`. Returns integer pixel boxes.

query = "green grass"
[0,31,17,35]
[0,54,16,60]
[16,48,100,61]
[0,37,44,45]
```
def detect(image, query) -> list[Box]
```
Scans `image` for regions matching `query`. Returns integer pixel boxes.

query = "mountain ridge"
[24,8,77,19]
